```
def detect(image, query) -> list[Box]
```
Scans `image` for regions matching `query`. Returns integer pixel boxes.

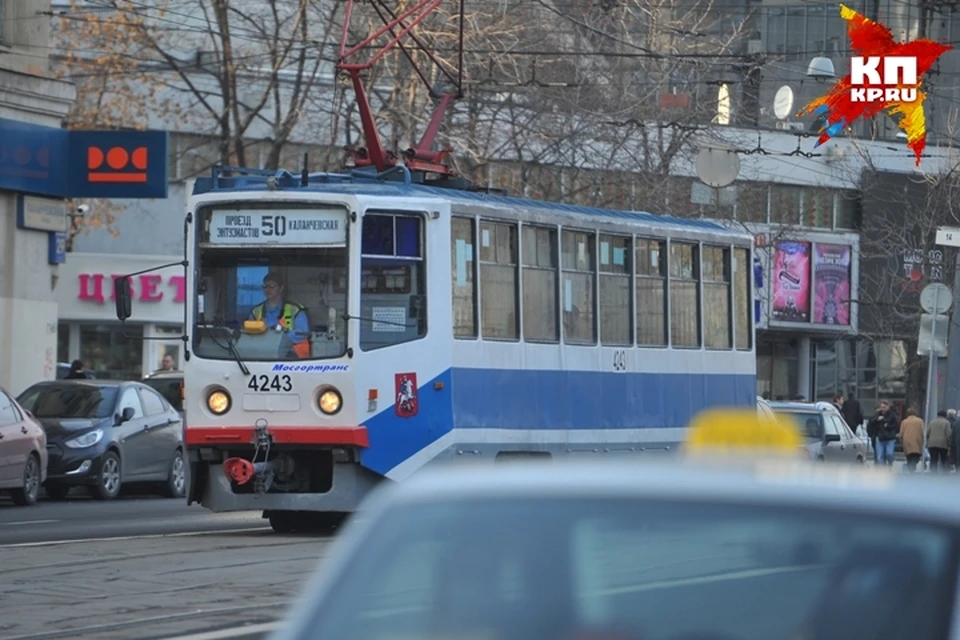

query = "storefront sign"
[771,241,811,323]
[77,273,185,305]
[206,209,348,245]
[0,118,168,199]
[812,244,852,325]
[17,195,67,232]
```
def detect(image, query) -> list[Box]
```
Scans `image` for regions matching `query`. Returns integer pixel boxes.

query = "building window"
[561,229,596,344]
[80,323,143,380]
[599,234,632,346]
[670,242,701,348]
[836,191,859,229]
[521,225,559,342]
[770,185,802,225]
[480,220,519,340]
[359,213,427,351]
[0,0,6,44]
[735,182,768,223]
[702,246,732,350]
[636,238,667,346]
[733,248,752,351]
[451,217,478,338]
[803,188,834,228]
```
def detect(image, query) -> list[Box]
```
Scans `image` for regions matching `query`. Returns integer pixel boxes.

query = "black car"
[16,380,185,501]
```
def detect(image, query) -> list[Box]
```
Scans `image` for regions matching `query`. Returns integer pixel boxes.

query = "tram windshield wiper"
[207,316,249,376]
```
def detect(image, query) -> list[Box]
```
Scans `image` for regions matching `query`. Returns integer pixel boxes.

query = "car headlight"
[207,390,231,415]
[318,389,342,415]
[64,428,104,449]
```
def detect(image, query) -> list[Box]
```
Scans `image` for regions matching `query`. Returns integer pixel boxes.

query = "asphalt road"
[0,489,268,545]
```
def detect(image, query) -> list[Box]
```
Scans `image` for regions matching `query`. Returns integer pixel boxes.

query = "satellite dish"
[696,144,741,189]
[773,85,795,121]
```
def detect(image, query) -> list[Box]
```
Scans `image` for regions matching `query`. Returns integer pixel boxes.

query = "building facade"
[0,0,75,395]
[56,253,185,379]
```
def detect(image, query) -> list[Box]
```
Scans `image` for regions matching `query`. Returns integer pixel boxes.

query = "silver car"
[270,460,960,640]
[769,400,868,464]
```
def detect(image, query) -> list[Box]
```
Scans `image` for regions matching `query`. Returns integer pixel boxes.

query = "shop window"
[636,238,667,346]
[80,324,143,380]
[702,246,732,350]
[561,229,596,344]
[57,323,70,364]
[521,225,559,342]
[770,185,802,225]
[599,234,632,346]
[360,213,427,351]
[670,242,701,348]
[451,217,478,338]
[735,182,768,223]
[480,220,519,340]
[733,248,752,351]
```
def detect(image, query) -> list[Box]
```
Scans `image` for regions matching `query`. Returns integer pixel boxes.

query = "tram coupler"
[222,456,295,492]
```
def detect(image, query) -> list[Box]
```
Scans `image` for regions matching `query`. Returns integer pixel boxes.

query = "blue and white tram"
[142,167,755,531]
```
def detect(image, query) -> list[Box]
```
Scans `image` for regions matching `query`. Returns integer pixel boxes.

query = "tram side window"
[522,225,559,342]
[480,220,519,340]
[359,213,426,351]
[451,217,477,338]
[670,242,701,348]
[733,248,753,351]
[635,238,667,346]
[561,230,597,344]
[703,246,732,350]
[599,234,632,346]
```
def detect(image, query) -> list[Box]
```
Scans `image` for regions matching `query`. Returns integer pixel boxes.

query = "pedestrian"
[65,359,87,379]
[868,400,899,465]
[949,408,960,471]
[832,391,844,414]
[899,408,925,472]
[927,410,952,472]
[842,393,865,437]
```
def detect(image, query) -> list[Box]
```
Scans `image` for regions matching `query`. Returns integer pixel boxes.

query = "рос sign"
[77,273,185,305]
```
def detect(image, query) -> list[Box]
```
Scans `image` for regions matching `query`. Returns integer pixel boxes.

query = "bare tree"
[55,0,340,170]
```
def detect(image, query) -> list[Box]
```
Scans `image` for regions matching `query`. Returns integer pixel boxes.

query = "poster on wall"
[812,243,852,325]
[771,241,811,322]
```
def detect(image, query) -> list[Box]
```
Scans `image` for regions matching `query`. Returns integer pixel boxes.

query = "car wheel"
[44,483,71,500]
[11,454,41,506]
[89,451,122,500]
[161,449,186,498]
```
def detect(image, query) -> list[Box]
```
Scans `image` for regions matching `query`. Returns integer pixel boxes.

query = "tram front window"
[193,205,349,362]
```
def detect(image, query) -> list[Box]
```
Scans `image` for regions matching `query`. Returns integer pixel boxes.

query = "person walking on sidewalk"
[900,408,925,473]
[928,410,953,472]
[869,401,899,465]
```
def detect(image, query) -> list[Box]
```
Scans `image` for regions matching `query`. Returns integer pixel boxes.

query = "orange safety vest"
[252,302,311,359]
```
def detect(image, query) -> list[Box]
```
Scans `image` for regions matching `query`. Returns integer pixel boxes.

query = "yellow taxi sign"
[684,408,801,455]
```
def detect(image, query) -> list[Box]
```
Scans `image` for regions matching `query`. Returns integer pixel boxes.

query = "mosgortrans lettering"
[271,364,350,373]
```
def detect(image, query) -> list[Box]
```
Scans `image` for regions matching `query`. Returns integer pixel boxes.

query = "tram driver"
[250,271,311,359]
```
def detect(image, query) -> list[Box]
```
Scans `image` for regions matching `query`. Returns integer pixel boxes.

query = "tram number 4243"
[247,374,293,392]
[613,350,628,372]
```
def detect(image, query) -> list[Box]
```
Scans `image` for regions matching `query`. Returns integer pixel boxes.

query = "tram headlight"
[207,390,231,415]
[318,388,342,415]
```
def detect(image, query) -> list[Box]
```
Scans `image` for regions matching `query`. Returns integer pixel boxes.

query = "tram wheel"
[267,510,299,533]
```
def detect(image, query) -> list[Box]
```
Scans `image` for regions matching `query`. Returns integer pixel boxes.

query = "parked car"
[768,400,867,464]
[16,380,184,500]
[0,387,47,506]
[55,363,95,380]
[141,371,183,416]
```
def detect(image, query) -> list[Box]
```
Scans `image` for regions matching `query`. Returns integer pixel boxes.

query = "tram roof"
[193,167,746,236]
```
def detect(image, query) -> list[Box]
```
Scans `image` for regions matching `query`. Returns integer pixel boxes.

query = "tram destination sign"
[207,208,348,245]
